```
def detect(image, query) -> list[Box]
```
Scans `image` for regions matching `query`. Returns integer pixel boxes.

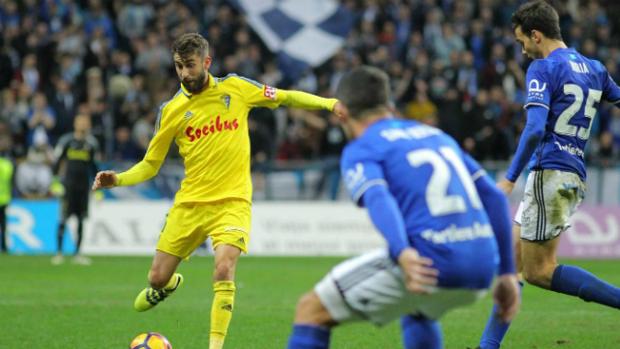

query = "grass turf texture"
[1,255,619,349]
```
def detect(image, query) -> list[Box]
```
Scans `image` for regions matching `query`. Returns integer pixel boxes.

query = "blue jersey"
[341,118,498,289]
[525,48,620,179]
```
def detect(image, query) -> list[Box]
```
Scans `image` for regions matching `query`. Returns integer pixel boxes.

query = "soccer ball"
[129,332,172,349]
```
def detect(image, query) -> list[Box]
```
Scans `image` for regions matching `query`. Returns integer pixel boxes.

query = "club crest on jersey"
[221,94,231,109]
[184,111,194,120]
[263,85,276,100]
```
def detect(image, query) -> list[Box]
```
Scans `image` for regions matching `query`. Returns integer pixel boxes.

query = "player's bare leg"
[521,237,560,289]
[287,291,335,349]
[148,250,183,288]
[209,244,241,349]
[293,291,336,326]
[134,250,183,312]
[513,225,523,276]
[522,234,620,308]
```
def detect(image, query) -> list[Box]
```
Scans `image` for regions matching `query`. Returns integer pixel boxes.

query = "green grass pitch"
[1,255,619,348]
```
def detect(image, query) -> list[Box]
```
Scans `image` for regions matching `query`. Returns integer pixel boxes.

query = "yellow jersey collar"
[180,73,218,98]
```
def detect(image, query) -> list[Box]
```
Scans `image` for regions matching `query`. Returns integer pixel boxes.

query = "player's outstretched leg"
[401,314,442,349]
[287,291,333,349]
[134,250,183,312]
[134,273,184,311]
[209,244,241,349]
[550,265,620,307]
[523,239,620,308]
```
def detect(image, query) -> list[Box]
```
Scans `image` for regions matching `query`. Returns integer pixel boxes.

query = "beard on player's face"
[182,68,207,93]
[175,52,208,93]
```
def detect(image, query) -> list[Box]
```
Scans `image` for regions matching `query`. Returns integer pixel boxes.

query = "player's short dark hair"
[172,33,209,59]
[336,66,390,119]
[512,0,562,40]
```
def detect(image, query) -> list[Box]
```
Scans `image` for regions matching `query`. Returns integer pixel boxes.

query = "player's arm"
[503,61,551,192]
[362,184,409,262]
[341,149,408,261]
[233,75,340,112]
[52,136,69,175]
[362,185,438,294]
[276,89,338,111]
[464,153,515,275]
[601,66,620,108]
[503,105,547,184]
[92,104,174,190]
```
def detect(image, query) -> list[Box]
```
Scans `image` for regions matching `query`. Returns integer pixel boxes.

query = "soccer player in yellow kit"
[92,33,343,349]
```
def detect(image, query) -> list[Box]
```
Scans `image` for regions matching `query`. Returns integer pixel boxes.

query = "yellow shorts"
[156,199,251,259]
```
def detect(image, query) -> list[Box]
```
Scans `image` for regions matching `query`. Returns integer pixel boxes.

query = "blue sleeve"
[505,105,548,182]
[362,185,410,262]
[524,60,551,110]
[463,154,516,275]
[341,144,387,206]
[602,71,620,107]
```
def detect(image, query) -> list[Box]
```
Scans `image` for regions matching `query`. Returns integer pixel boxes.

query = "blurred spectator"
[132,110,156,155]
[314,113,347,200]
[0,38,13,90]
[111,126,141,161]
[83,0,116,49]
[19,53,39,92]
[432,23,465,64]
[117,0,155,40]
[49,77,77,139]
[15,133,54,199]
[135,32,173,74]
[592,131,617,167]
[249,117,273,170]
[27,92,56,146]
[457,51,478,98]
[405,80,438,125]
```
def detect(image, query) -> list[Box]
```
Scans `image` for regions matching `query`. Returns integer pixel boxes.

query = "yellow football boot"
[134,273,184,312]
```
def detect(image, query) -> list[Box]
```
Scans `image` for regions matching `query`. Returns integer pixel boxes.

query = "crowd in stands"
[0,0,619,198]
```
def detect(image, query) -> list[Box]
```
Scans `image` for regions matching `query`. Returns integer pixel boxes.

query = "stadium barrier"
[102,160,620,204]
[6,199,620,258]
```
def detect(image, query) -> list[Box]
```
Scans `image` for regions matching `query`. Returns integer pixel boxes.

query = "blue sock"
[479,281,524,349]
[401,314,442,349]
[551,264,620,308]
[287,324,330,349]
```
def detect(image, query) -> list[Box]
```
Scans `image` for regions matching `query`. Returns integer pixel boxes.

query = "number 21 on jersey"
[407,147,482,217]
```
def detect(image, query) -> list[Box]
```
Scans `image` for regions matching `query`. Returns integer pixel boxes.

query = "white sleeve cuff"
[524,102,550,110]
[351,179,388,204]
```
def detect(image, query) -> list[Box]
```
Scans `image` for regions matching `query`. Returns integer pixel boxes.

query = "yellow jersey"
[117,74,338,204]
[0,157,13,205]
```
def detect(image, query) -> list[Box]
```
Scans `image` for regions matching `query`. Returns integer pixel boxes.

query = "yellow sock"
[209,281,236,349]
